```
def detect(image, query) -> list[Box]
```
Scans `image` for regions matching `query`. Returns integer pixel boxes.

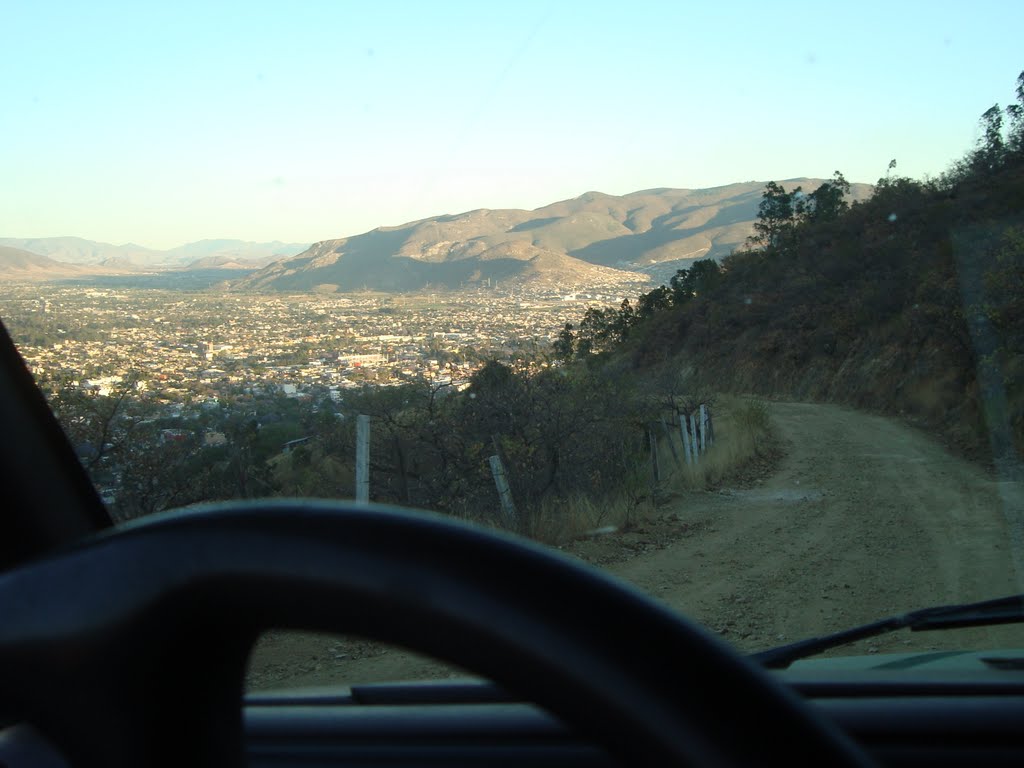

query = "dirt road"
[248,401,1024,689]
[608,401,1023,652]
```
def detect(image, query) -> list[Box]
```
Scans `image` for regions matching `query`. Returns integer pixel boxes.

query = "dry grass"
[486,396,774,546]
[523,486,649,545]
[666,395,772,492]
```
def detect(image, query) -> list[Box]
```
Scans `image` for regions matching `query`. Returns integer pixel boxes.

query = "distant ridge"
[0,245,92,279]
[231,179,873,293]
[0,237,161,267]
[0,237,308,268]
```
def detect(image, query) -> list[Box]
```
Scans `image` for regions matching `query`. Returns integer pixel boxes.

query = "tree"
[612,299,636,343]
[552,323,576,362]
[1006,70,1024,157]
[111,433,216,521]
[749,181,799,250]
[669,269,692,305]
[636,286,672,320]
[42,372,143,472]
[577,306,617,354]
[670,259,722,302]
[805,171,851,224]
[688,259,723,296]
[973,104,1006,173]
[469,360,520,399]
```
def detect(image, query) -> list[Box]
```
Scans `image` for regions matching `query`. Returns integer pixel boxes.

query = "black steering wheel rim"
[0,500,873,766]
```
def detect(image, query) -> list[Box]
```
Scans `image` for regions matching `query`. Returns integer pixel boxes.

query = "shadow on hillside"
[508,217,562,233]
[569,210,701,266]
[264,254,533,292]
[320,226,417,263]
[701,194,762,229]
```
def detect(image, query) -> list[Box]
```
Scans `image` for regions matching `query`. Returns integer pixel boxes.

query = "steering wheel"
[0,501,873,766]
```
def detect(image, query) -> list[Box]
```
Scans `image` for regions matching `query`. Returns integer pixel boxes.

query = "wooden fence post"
[355,414,370,504]
[489,454,518,527]
[679,412,693,466]
[688,411,700,460]
[699,403,708,454]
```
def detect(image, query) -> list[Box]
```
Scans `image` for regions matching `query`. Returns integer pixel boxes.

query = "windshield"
[2,1,1023,690]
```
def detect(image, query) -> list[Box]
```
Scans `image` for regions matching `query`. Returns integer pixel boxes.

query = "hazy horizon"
[1,177,853,251]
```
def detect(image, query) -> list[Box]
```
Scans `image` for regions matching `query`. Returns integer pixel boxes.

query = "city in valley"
[1,282,636,397]
[0,280,641,514]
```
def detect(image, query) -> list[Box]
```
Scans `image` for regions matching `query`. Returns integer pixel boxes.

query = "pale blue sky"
[3,0,1022,249]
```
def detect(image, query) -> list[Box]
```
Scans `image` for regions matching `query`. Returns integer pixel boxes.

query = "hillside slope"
[609,161,1024,462]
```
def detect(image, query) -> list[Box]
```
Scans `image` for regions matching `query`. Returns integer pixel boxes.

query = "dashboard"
[245,657,1024,767]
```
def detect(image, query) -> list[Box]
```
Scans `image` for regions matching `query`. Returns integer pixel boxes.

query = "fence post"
[688,411,700,460]
[699,403,708,454]
[355,414,370,504]
[489,454,518,528]
[491,434,513,480]
[679,412,693,465]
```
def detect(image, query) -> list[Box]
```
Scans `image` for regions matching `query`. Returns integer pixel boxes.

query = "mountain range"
[3,179,873,289]
[230,180,872,292]
[0,238,309,269]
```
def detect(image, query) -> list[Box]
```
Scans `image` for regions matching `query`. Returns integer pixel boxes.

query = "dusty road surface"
[248,401,1024,690]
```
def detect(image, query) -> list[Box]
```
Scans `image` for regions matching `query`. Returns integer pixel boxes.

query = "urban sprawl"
[2,281,639,407]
